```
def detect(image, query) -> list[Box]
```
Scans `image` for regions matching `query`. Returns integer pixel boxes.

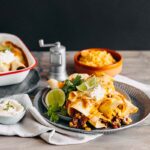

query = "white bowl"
[0,33,37,86]
[0,94,32,125]
[0,109,26,125]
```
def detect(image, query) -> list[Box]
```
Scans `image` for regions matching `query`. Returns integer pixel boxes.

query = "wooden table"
[0,51,150,150]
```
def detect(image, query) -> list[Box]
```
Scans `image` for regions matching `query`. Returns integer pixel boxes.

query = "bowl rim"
[74,48,123,71]
[0,33,37,76]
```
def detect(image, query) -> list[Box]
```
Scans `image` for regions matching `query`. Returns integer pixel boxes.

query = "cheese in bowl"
[74,48,123,76]
[79,49,116,67]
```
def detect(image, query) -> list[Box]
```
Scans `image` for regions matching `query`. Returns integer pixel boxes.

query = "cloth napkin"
[0,74,150,145]
[0,94,102,145]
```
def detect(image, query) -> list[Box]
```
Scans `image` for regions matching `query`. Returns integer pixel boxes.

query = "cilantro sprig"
[46,106,67,122]
[3,102,14,111]
[46,105,59,122]
[62,75,83,97]
[0,45,11,52]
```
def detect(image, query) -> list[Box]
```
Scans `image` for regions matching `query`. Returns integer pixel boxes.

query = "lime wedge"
[45,89,65,107]
[76,83,87,91]
[76,76,97,91]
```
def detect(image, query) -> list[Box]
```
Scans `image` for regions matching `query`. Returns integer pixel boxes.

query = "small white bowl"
[0,33,37,86]
[0,94,32,125]
[0,110,26,125]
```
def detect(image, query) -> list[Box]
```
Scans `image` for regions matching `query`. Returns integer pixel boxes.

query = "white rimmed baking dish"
[0,33,37,86]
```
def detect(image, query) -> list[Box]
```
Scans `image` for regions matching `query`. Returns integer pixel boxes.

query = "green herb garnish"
[3,102,14,111]
[46,106,67,122]
[0,45,11,52]
[46,105,60,122]
[72,75,83,86]
[62,75,83,97]
[60,106,68,116]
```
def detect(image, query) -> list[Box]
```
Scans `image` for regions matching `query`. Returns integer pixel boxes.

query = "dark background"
[0,0,150,51]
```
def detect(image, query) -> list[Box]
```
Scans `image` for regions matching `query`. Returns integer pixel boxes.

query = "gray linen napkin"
[0,94,102,145]
[0,75,150,145]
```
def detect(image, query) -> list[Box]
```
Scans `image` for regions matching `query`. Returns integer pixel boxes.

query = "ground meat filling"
[69,110,91,131]
[67,102,132,130]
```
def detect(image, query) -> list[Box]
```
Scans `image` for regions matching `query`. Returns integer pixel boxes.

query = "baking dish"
[0,33,37,86]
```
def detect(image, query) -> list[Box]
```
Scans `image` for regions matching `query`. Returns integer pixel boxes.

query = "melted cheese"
[66,73,138,129]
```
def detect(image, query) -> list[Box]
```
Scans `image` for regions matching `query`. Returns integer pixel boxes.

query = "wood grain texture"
[0,51,150,150]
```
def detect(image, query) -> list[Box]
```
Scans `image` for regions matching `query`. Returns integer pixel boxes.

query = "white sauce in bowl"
[0,99,24,116]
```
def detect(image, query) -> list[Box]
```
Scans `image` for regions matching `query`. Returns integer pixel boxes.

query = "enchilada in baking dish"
[0,41,28,73]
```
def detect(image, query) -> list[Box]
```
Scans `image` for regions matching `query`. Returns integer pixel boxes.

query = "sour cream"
[0,50,16,64]
[89,84,106,101]
[0,99,24,116]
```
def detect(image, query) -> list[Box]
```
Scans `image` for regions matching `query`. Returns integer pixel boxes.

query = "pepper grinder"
[39,39,68,81]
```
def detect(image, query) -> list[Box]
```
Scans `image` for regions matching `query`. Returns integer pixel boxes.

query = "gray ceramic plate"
[0,69,40,98]
[33,81,150,134]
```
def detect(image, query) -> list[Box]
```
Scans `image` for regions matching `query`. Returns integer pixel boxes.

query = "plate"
[0,69,40,98]
[33,81,150,134]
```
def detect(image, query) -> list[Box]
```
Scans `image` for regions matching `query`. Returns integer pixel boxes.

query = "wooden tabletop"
[0,51,150,150]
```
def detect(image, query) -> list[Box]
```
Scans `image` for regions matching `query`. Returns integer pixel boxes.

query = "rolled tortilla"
[11,60,26,71]
[0,62,10,72]
[2,41,28,67]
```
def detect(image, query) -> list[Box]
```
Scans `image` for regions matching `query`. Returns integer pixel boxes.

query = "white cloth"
[0,94,102,145]
[0,75,150,145]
